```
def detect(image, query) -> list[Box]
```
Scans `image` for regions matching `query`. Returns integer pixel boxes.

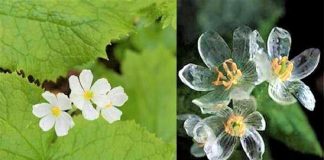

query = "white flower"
[68,69,111,120]
[32,91,74,137]
[96,86,128,123]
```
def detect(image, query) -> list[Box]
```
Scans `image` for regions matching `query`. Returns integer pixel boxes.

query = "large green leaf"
[0,0,174,82]
[253,83,322,157]
[91,47,176,145]
[0,73,174,159]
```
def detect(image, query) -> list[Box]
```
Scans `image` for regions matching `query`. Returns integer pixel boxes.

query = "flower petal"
[230,83,255,100]
[204,131,238,160]
[267,27,291,59]
[244,112,266,131]
[203,110,231,136]
[241,61,258,84]
[42,91,58,106]
[232,26,253,64]
[92,94,108,107]
[268,80,296,105]
[32,103,51,118]
[70,92,88,110]
[286,80,316,111]
[68,75,83,93]
[190,143,206,158]
[91,78,111,94]
[107,86,128,107]
[233,98,257,117]
[183,114,201,137]
[178,64,216,91]
[192,88,230,114]
[82,104,99,120]
[192,121,215,144]
[101,107,122,123]
[249,30,266,61]
[240,128,265,160]
[252,51,272,84]
[55,112,74,136]
[79,69,93,90]
[198,31,231,69]
[39,115,55,131]
[57,93,71,110]
[290,48,320,80]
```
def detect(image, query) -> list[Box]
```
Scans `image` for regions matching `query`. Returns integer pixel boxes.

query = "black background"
[177,0,323,159]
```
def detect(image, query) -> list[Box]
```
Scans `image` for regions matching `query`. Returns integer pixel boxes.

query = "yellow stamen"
[51,106,61,117]
[224,114,246,137]
[271,56,294,81]
[212,59,242,90]
[83,90,93,100]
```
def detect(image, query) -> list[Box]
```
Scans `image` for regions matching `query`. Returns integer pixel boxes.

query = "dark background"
[177,0,323,159]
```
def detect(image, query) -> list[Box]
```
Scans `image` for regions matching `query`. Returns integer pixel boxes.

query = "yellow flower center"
[224,115,246,137]
[105,102,113,109]
[51,106,61,117]
[83,90,93,100]
[271,56,294,81]
[213,59,242,90]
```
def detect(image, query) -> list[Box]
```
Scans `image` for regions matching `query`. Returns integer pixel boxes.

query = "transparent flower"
[250,27,320,111]
[96,86,128,123]
[32,91,74,136]
[181,99,266,160]
[69,69,111,120]
[179,26,258,113]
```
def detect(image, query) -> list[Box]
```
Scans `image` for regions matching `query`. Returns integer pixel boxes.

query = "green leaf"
[0,0,175,82]
[0,73,174,159]
[91,47,176,145]
[253,83,322,157]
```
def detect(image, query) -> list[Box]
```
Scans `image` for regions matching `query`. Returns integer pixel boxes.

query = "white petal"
[101,107,122,123]
[70,92,88,110]
[108,86,128,107]
[82,104,99,120]
[68,75,83,93]
[267,27,291,59]
[91,78,111,94]
[39,115,55,131]
[183,115,201,137]
[240,128,265,160]
[42,91,58,106]
[92,94,109,107]
[55,112,74,136]
[249,30,266,61]
[79,69,93,90]
[268,80,296,105]
[204,131,238,160]
[244,112,266,131]
[285,80,316,111]
[57,93,71,110]
[252,51,272,84]
[32,103,51,118]
[233,98,257,117]
[178,64,216,91]
[290,48,320,80]
[190,143,206,158]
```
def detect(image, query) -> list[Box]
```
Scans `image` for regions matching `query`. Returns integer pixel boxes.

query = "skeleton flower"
[69,69,111,120]
[179,26,258,113]
[250,27,320,111]
[96,86,128,123]
[32,91,74,136]
[182,99,266,160]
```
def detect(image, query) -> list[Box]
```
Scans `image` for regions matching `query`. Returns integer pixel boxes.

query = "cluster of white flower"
[32,69,128,136]
[178,26,320,160]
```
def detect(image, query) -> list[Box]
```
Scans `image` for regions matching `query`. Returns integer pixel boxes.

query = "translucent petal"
[42,91,58,106]
[57,93,71,110]
[79,69,93,90]
[230,84,255,100]
[252,51,272,84]
[290,48,320,80]
[267,27,291,59]
[91,78,111,94]
[249,30,266,61]
[190,143,206,158]
[192,121,215,144]
[244,112,266,131]
[286,80,316,111]
[232,26,253,65]
[183,115,201,137]
[241,61,258,84]
[268,80,296,105]
[240,128,265,160]
[203,108,232,136]
[178,64,216,91]
[198,31,231,69]
[32,103,51,118]
[192,88,230,114]
[204,131,238,160]
[107,86,128,107]
[233,98,257,118]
